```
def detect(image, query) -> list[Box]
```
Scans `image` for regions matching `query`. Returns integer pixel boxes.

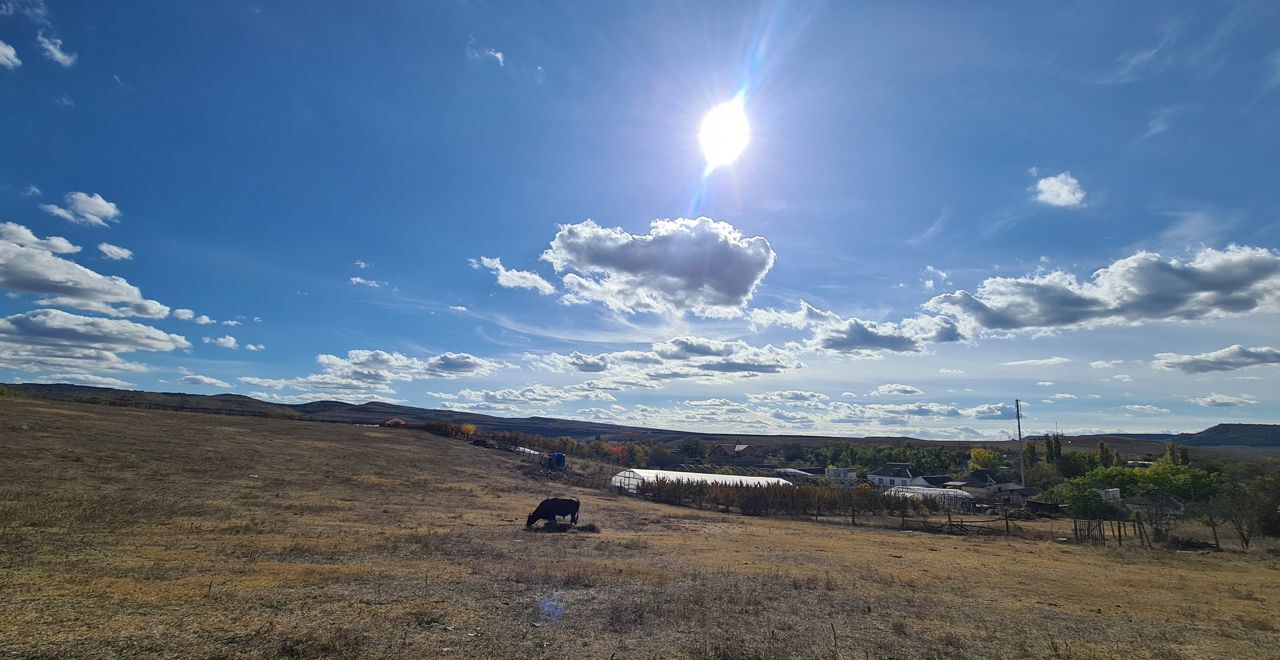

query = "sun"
[698,93,750,172]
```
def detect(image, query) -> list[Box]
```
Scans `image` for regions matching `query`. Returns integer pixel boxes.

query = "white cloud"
[1050,393,1077,400]
[0,308,189,374]
[194,315,215,325]
[1002,357,1070,367]
[525,336,802,392]
[926,246,1280,336]
[0,224,167,318]
[40,192,120,226]
[541,217,775,318]
[244,343,265,351]
[1036,381,1055,386]
[204,335,238,349]
[466,36,505,67]
[1034,172,1086,208]
[470,256,555,295]
[938,368,964,375]
[868,383,923,397]
[173,309,194,320]
[354,260,368,269]
[451,383,613,410]
[349,276,386,288]
[751,301,959,357]
[0,40,21,69]
[1153,345,1280,374]
[36,31,75,67]
[222,320,241,327]
[920,265,950,291]
[180,373,232,388]
[0,222,78,253]
[1189,393,1257,407]
[747,390,830,404]
[1105,374,1133,383]
[1124,404,1170,414]
[826,400,1016,425]
[97,243,133,260]
[1089,360,1122,369]
[812,315,960,355]
[449,305,468,312]
[21,184,42,197]
[770,409,815,426]
[240,349,508,402]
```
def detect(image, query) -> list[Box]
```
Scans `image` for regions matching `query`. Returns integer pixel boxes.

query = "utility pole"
[1015,399,1025,486]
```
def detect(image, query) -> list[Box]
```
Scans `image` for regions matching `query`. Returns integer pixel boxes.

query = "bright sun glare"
[699,93,750,172]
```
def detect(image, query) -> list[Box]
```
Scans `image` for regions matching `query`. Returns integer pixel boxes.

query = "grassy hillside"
[1,398,1277,658]
[3,383,302,419]
[1179,424,1280,447]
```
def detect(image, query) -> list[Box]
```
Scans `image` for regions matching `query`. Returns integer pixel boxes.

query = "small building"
[943,469,1002,498]
[609,468,792,494]
[825,467,857,480]
[868,463,950,490]
[988,483,1040,506]
[708,443,759,466]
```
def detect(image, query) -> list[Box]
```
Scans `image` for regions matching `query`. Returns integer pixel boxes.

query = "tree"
[1023,442,1041,466]
[459,423,478,440]
[1049,480,1112,518]
[1025,463,1063,490]
[676,436,708,460]
[1055,451,1097,479]
[1094,441,1119,468]
[968,447,1002,471]
[646,444,678,468]
[1219,484,1261,550]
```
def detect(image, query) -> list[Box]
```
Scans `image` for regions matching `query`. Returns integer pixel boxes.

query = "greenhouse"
[609,468,793,494]
[885,486,976,509]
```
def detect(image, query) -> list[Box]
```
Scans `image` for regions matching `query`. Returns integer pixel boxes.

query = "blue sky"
[2,1,1279,439]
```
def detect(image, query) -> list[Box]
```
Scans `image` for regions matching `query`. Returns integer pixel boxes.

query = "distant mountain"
[1178,424,1280,448]
[1075,433,1177,442]
[5,382,1277,449]
[0,383,674,439]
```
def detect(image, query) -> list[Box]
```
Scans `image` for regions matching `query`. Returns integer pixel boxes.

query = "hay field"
[1,398,1277,659]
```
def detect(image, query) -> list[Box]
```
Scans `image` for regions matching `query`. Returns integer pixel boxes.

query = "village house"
[943,469,1039,504]
[707,443,759,466]
[867,463,950,490]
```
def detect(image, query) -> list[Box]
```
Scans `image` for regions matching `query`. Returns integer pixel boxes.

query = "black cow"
[526,498,579,528]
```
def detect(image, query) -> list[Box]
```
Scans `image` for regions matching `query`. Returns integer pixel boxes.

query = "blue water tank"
[548,452,567,470]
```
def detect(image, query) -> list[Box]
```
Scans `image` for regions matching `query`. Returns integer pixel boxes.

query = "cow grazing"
[526,498,579,528]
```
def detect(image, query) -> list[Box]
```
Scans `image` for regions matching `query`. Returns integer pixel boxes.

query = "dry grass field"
[2,398,1278,659]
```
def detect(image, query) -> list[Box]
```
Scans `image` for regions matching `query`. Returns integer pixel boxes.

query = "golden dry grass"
[1,398,1278,659]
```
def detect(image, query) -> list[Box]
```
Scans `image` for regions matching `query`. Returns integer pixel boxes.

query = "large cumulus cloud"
[925,245,1280,335]
[0,223,168,318]
[0,308,189,373]
[540,217,775,318]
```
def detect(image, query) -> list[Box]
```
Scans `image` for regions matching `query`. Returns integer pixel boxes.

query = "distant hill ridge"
[1177,423,1280,447]
[3,382,1277,448]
